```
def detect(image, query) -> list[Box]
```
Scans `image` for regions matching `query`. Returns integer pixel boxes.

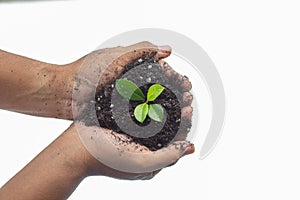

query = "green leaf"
[115,79,145,101]
[147,84,164,101]
[134,103,149,123]
[148,104,164,122]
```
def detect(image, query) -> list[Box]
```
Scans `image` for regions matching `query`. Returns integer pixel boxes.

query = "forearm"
[0,50,75,119]
[0,124,89,200]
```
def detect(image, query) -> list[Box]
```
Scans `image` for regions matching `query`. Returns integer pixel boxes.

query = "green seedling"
[115,79,164,123]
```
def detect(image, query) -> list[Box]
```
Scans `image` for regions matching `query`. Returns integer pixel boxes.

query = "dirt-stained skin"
[71,42,194,173]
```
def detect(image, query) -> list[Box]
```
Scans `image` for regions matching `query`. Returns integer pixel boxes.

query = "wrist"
[38,60,81,120]
[24,63,74,120]
[60,124,91,179]
[0,124,89,200]
[52,59,83,119]
[64,123,113,178]
[50,64,75,119]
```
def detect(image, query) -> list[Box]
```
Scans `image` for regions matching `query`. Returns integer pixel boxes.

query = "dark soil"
[83,57,192,151]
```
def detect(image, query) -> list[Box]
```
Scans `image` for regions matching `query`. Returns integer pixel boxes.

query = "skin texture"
[70,42,194,173]
[0,50,73,119]
[0,124,87,200]
[0,124,194,200]
[0,42,194,199]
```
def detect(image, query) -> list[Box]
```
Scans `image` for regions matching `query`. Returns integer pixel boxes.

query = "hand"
[72,122,194,180]
[65,42,195,177]
[0,43,195,200]
[67,42,174,118]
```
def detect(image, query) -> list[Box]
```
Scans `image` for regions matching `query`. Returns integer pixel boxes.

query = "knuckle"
[137,41,154,47]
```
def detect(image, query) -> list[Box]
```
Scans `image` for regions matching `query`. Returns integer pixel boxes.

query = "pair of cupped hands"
[56,42,194,180]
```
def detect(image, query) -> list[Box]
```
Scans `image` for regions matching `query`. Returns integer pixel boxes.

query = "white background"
[1,0,300,199]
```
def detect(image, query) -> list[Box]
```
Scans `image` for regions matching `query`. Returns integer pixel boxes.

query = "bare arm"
[0,43,194,199]
[0,123,194,200]
[0,50,75,119]
[0,124,87,200]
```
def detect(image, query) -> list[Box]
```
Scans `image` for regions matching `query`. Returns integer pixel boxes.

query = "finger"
[159,60,192,92]
[159,59,175,77]
[173,132,188,141]
[142,140,194,168]
[181,76,192,92]
[75,121,194,173]
[111,42,171,71]
[124,41,172,60]
[115,170,159,181]
[98,42,171,89]
[128,140,194,173]
[181,106,193,120]
[183,92,193,107]
[173,106,193,141]
[139,170,161,180]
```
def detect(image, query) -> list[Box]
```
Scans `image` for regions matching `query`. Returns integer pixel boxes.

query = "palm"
[71,42,194,178]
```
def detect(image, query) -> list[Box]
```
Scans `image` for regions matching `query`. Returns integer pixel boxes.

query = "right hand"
[73,121,194,180]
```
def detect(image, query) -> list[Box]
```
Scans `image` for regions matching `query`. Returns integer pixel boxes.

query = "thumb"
[119,140,195,173]
[117,140,194,173]
[76,121,195,173]
[98,41,172,89]
[126,41,172,59]
[140,141,195,171]
[117,41,172,67]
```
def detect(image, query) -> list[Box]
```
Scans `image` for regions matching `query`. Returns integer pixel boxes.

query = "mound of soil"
[84,57,192,151]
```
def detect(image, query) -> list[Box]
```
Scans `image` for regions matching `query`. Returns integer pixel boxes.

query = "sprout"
[115,79,165,123]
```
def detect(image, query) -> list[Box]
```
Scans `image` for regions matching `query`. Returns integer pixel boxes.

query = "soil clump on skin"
[83,57,192,151]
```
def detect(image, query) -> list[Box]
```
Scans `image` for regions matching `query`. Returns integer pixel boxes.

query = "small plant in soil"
[81,57,192,151]
[115,79,165,123]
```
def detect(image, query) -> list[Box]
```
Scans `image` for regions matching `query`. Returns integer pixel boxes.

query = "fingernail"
[183,143,195,156]
[158,45,172,52]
